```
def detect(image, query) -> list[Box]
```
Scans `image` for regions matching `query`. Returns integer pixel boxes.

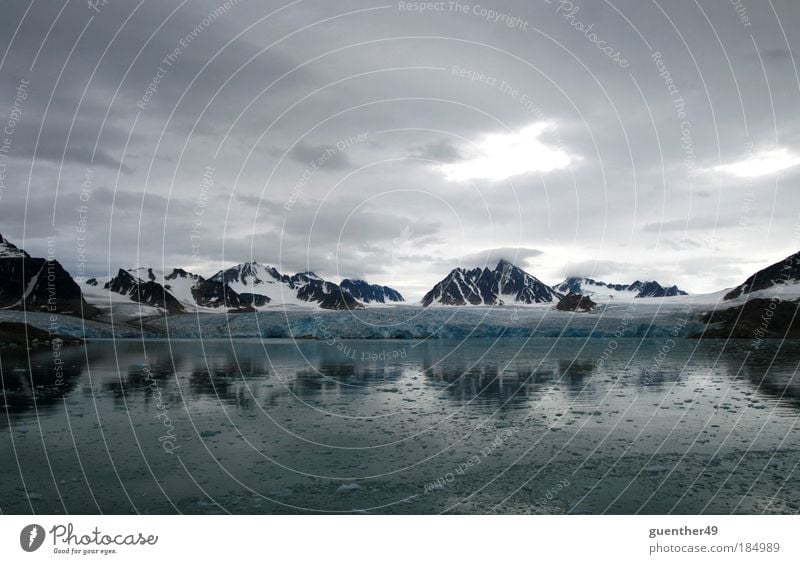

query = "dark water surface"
[1,338,798,514]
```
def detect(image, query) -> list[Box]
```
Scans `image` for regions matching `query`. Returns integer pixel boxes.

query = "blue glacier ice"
[152,302,707,340]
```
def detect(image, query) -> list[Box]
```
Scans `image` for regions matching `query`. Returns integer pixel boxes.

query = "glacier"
[2,294,734,341]
[0,309,158,338]
[148,301,709,340]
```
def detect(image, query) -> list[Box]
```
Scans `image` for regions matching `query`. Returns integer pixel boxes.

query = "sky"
[0,0,799,300]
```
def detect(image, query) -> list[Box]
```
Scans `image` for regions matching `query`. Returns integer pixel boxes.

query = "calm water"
[1,338,799,514]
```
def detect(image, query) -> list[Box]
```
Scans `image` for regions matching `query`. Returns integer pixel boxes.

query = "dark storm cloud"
[290,144,354,169]
[1,0,799,295]
[0,0,307,170]
[408,138,464,163]
[642,216,739,233]
[762,48,796,63]
[661,239,703,251]
[26,129,134,173]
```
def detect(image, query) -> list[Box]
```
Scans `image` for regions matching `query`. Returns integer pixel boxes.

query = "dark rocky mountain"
[102,267,268,313]
[105,269,186,314]
[0,234,97,316]
[0,321,82,348]
[286,271,323,288]
[422,259,562,306]
[724,250,800,300]
[209,262,364,310]
[296,279,364,310]
[555,292,597,312]
[238,293,270,308]
[495,259,562,303]
[554,276,688,298]
[191,278,263,310]
[629,280,687,297]
[212,261,285,287]
[694,298,800,339]
[555,277,627,294]
[0,234,29,258]
[83,263,362,313]
[340,279,404,303]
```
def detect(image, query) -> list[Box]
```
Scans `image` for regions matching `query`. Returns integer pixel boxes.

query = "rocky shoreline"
[691,298,800,340]
[0,322,82,349]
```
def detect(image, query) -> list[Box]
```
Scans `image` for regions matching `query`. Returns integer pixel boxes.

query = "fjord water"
[1,338,798,514]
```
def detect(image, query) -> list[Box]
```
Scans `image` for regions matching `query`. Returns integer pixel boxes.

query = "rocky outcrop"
[555,292,597,312]
[693,298,800,339]
[0,234,96,317]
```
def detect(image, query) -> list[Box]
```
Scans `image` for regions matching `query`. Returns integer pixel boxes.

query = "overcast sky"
[1,0,799,299]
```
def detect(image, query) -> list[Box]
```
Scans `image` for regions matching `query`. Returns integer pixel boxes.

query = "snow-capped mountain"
[81,262,378,313]
[130,267,264,310]
[103,269,187,314]
[209,262,364,310]
[84,267,265,314]
[296,278,364,310]
[630,280,688,298]
[724,250,800,301]
[340,279,404,303]
[193,277,269,309]
[0,234,29,258]
[422,259,562,306]
[0,233,96,316]
[553,277,688,300]
[136,267,202,299]
[211,261,285,291]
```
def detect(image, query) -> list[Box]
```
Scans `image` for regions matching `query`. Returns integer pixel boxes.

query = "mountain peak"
[0,234,30,258]
[340,278,404,303]
[724,250,800,300]
[554,276,688,299]
[422,262,561,306]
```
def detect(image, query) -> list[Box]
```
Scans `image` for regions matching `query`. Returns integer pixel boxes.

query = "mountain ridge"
[340,279,405,303]
[0,233,97,316]
[6,233,800,319]
[422,259,562,306]
[554,276,689,299]
[724,250,800,300]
